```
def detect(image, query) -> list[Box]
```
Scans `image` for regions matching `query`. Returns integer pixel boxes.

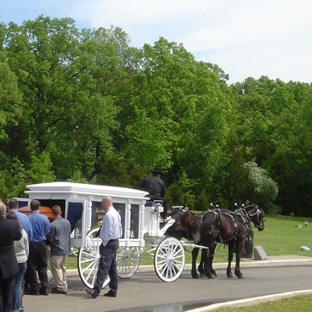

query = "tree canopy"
[1,16,311,216]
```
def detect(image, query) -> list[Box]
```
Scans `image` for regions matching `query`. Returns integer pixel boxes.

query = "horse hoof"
[191,271,199,279]
[192,275,199,279]
[235,272,244,278]
[235,269,244,278]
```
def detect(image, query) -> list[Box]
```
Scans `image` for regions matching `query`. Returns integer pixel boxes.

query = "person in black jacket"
[0,201,22,312]
[135,167,168,219]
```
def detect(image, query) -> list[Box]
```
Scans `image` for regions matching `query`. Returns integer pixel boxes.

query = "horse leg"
[210,244,217,277]
[227,242,234,278]
[203,246,216,279]
[191,247,199,278]
[198,249,205,277]
[198,248,216,278]
[234,240,244,278]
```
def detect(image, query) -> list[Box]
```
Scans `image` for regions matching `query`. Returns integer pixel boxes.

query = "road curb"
[67,258,312,277]
[137,258,312,272]
[187,289,312,312]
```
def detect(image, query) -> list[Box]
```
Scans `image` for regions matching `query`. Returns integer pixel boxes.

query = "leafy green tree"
[0,49,24,197]
[219,128,250,208]
[232,77,312,216]
[0,159,27,198]
[119,38,233,208]
[2,16,312,218]
[0,51,22,143]
[244,161,278,212]
[268,82,312,216]
[3,16,126,181]
[26,152,56,183]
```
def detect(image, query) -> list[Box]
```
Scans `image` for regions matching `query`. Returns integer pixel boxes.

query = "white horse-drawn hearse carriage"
[17,181,189,288]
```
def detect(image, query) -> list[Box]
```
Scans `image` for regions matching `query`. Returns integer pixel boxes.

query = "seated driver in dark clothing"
[135,167,168,219]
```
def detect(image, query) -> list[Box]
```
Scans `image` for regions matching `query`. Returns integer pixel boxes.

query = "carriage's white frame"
[21,181,186,287]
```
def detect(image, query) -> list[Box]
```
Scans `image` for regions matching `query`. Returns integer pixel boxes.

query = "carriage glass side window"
[91,201,126,239]
[67,202,83,238]
[114,203,125,239]
[91,201,126,238]
[91,201,104,228]
[17,200,29,208]
[130,204,139,239]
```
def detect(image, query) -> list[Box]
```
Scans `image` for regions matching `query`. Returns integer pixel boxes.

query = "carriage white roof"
[25,181,149,200]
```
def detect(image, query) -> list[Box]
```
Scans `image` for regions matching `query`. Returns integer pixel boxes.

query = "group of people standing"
[0,195,124,309]
[0,199,71,312]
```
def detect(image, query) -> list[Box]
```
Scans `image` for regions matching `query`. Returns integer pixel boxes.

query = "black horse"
[164,204,265,279]
[164,208,218,278]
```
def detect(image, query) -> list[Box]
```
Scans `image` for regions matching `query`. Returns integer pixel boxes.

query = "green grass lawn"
[215,293,312,312]
[253,214,312,256]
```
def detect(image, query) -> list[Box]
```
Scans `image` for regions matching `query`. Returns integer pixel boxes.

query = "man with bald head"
[85,196,122,298]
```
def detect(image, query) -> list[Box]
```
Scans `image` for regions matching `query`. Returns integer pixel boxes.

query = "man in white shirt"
[85,196,122,298]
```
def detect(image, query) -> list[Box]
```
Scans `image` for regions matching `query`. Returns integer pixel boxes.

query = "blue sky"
[1,0,311,84]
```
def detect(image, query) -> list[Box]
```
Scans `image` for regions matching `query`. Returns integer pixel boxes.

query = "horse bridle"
[166,208,210,241]
[238,205,264,229]
[165,208,194,240]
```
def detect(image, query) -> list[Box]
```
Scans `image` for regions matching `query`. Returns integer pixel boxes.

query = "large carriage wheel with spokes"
[77,227,110,289]
[154,237,185,282]
[117,246,140,279]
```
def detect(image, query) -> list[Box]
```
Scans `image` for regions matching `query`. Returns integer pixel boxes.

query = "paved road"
[23,264,312,312]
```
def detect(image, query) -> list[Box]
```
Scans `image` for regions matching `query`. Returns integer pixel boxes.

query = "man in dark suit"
[0,201,22,312]
[135,167,168,219]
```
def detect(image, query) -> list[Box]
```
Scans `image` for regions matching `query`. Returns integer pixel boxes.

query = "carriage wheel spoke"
[77,227,110,289]
[154,237,185,282]
[117,247,140,279]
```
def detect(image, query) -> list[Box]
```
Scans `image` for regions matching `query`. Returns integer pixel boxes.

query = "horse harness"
[180,209,252,244]
[213,208,252,244]
[169,209,210,242]
[168,206,261,244]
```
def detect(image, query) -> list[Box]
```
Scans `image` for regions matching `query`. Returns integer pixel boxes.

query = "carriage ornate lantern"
[151,200,163,214]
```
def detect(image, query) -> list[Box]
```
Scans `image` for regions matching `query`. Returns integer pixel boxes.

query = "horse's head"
[243,204,265,231]
[163,207,194,240]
